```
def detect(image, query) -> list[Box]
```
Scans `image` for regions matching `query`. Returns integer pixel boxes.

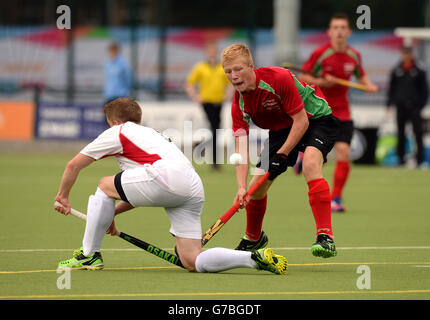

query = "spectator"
[386,45,428,168]
[104,42,131,104]
[186,41,234,170]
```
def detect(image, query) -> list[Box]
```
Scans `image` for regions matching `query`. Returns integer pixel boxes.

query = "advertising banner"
[34,102,105,139]
[0,101,34,140]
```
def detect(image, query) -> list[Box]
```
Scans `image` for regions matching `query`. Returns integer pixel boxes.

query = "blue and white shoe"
[293,152,304,175]
[331,197,346,213]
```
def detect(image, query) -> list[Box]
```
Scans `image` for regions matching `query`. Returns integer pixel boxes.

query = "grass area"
[0,153,429,300]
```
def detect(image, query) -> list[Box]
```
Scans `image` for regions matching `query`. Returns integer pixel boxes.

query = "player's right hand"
[320,74,337,88]
[234,187,248,208]
[193,95,203,104]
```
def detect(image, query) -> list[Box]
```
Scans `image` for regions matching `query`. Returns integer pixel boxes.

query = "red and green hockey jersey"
[302,43,365,121]
[231,67,332,136]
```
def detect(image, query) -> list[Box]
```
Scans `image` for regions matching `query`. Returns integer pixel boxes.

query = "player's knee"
[98,177,109,190]
[184,262,197,273]
[251,188,267,200]
[249,177,271,199]
[179,254,198,272]
[302,158,322,179]
[335,143,350,161]
[97,176,117,198]
[175,242,201,272]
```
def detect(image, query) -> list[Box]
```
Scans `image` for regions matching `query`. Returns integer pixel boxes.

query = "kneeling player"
[54,98,287,275]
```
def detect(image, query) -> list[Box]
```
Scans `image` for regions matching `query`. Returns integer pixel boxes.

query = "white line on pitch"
[1,246,430,253]
[277,246,430,250]
[0,248,143,253]
[414,265,430,268]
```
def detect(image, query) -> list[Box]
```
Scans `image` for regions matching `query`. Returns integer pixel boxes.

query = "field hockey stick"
[281,62,370,92]
[201,172,270,246]
[53,201,184,268]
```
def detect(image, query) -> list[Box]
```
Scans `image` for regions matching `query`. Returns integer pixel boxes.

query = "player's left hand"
[54,195,71,215]
[268,153,289,180]
[106,220,119,236]
[366,83,378,93]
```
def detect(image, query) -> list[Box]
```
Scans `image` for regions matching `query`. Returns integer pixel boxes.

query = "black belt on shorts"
[114,171,130,203]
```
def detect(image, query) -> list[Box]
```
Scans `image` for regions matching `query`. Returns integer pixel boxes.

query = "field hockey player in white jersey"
[54,97,287,275]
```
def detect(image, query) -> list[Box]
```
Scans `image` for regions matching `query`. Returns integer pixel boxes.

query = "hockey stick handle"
[281,62,311,76]
[331,77,369,91]
[53,201,184,268]
[281,62,370,92]
[201,172,270,246]
[220,172,270,223]
[54,201,88,221]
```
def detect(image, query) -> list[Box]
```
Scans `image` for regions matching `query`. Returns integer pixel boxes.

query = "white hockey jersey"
[80,121,192,171]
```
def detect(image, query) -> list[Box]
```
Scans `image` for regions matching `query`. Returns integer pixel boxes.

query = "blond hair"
[221,44,254,67]
[104,97,142,124]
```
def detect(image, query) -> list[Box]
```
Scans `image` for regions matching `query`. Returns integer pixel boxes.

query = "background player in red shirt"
[222,44,340,258]
[299,13,378,212]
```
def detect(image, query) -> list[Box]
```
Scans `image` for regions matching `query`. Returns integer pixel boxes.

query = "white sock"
[82,187,115,256]
[195,247,257,273]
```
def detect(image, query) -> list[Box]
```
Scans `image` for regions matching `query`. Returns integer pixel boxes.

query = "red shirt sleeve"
[277,70,304,117]
[354,51,366,79]
[301,49,322,75]
[231,91,249,136]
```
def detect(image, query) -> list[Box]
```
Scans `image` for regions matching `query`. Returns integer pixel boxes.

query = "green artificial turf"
[0,153,429,300]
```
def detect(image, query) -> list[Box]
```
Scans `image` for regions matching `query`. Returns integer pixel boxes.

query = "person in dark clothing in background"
[386,46,428,168]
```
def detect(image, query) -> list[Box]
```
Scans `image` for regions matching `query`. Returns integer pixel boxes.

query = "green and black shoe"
[235,231,269,251]
[311,233,337,258]
[58,247,104,270]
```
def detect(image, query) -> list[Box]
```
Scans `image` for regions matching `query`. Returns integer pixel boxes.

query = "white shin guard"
[82,188,115,256]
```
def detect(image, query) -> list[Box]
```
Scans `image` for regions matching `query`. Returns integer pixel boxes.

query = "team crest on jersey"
[344,63,355,75]
[262,98,280,111]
